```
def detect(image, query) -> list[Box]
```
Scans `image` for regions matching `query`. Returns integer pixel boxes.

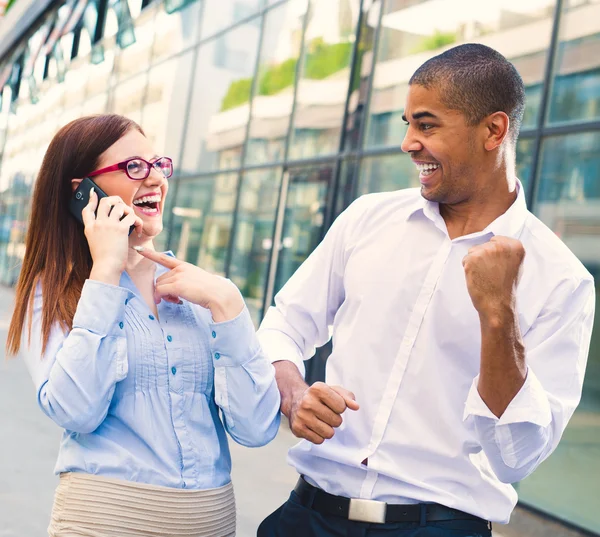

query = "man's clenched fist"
[463,236,525,319]
[288,381,359,444]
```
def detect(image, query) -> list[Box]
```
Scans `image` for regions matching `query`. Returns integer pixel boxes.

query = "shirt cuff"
[72,279,134,338]
[463,368,552,428]
[209,306,261,367]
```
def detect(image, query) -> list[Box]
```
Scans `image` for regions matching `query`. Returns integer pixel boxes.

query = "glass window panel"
[335,157,358,217]
[272,165,333,297]
[245,1,308,166]
[59,105,84,129]
[516,137,535,198]
[152,0,203,63]
[62,58,89,109]
[548,0,600,125]
[229,167,283,326]
[288,0,360,160]
[154,181,178,253]
[201,0,262,40]
[169,173,239,275]
[85,37,118,98]
[357,152,419,196]
[83,93,109,115]
[113,3,156,82]
[142,51,194,161]
[0,174,32,286]
[103,1,140,39]
[518,131,600,535]
[366,0,555,149]
[181,23,261,174]
[110,72,147,125]
[343,1,380,152]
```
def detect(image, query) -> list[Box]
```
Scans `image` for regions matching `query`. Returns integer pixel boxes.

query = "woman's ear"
[71,178,83,193]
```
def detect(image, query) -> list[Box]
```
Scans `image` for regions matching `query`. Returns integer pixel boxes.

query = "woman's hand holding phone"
[83,188,143,286]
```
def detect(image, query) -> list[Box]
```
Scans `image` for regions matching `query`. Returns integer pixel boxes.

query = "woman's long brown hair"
[6,114,143,357]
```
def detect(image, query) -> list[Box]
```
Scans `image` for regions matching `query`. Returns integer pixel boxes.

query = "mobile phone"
[69,176,134,236]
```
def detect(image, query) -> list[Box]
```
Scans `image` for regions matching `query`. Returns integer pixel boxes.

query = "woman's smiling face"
[88,129,170,241]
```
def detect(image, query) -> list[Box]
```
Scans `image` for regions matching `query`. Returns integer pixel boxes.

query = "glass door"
[263,165,335,312]
[262,165,336,384]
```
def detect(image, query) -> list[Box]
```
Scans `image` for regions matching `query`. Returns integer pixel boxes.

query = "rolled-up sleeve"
[209,306,281,447]
[463,276,595,484]
[22,280,133,434]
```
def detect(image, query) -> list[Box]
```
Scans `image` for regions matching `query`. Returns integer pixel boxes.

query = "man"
[256,44,595,537]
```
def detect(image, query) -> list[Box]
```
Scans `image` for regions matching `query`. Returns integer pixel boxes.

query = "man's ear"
[71,178,83,193]
[484,111,510,151]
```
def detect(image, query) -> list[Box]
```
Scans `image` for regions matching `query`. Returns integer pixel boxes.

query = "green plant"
[220,77,253,111]
[304,38,352,80]
[410,30,457,54]
[219,37,355,111]
[258,57,298,96]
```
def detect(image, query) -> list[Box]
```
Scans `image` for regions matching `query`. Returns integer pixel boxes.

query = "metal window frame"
[526,0,564,210]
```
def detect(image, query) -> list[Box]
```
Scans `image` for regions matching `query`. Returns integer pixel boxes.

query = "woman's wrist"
[208,280,245,322]
[89,263,122,286]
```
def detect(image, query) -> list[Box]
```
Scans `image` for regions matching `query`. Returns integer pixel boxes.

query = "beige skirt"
[48,472,236,537]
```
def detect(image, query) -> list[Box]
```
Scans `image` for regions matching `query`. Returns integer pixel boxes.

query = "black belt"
[294,477,489,526]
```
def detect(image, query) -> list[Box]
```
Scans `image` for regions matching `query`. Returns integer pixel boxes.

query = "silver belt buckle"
[348,498,387,524]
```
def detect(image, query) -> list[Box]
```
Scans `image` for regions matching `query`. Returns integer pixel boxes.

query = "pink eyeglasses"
[88,156,173,181]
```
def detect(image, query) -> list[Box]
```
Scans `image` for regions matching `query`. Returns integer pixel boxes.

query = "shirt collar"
[407,179,528,239]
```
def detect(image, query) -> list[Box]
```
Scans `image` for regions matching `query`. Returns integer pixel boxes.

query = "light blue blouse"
[21,255,281,489]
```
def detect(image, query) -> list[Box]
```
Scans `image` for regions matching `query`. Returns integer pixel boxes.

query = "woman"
[6,114,281,537]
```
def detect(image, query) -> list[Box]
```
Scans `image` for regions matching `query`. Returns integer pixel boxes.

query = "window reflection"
[366,0,554,149]
[245,1,307,165]
[181,22,261,174]
[201,0,262,40]
[0,178,31,286]
[152,0,202,63]
[63,61,88,109]
[288,0,360,160]
[169,173,239,275]
[344,1,379,152]
[516,137,535,197]
[535,132,600,265]
[85,93,108,115]
[85,38,117,98]
[143,51,194,160]
[113,3,157,81]
[520,131,600,534]
[357,152,419,195]
[272,166,332,297]
[548,0,600,125]
[111,72,147,125]
[229,167,283,326]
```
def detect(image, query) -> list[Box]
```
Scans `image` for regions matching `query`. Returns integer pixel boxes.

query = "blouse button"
[215,352,220,360]
[212,331,216,338]
[167,335,173,342]
[149,315,155,321]
[119,322,124,329]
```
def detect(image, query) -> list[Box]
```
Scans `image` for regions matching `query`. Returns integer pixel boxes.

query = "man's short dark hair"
[409,43,525,144]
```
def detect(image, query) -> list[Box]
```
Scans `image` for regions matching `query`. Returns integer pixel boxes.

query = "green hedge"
[410,30,457,54]
[220,38,353,112]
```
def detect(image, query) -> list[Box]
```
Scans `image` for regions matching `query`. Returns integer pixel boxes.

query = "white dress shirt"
[257,183,595,523]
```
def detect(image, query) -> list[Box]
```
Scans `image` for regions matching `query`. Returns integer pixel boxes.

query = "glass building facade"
[0,0,598,532]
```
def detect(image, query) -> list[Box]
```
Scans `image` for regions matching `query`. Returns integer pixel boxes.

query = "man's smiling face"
[401,83,486,206]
